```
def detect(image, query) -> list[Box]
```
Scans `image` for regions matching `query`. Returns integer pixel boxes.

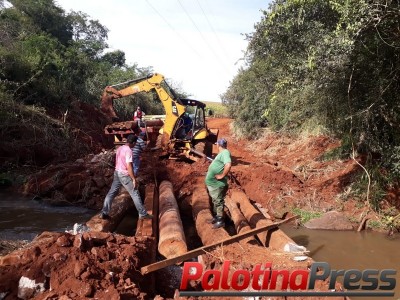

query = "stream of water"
[0,192,95,240]
[281,224,400,300]
[1,192,399,299]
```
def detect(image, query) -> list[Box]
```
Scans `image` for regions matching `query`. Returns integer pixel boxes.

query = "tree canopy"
[0,0,183,172]
[0,0,180,114]
[223,0,400,174]
[221,0,400,210]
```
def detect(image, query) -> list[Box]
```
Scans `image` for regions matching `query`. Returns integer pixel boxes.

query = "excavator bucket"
[207,128,219,144]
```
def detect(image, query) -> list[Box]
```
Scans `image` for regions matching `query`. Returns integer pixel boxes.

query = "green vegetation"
[203,101,229,118]
[366,220,383,230]
[0,0,183,120]
[222,0,400,211]
[292,208,322,225]
[1,0,398,216]
[0,0,185,173]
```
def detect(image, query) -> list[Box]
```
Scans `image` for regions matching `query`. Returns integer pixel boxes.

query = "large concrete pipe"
[191,178,230,245]
[158,181,187,259]
[230,189,296,251]
[225,195,258,245]
[86,191,133,232]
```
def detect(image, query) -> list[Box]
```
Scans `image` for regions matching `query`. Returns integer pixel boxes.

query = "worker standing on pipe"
[100,134,152,220]
[205,138,232,229]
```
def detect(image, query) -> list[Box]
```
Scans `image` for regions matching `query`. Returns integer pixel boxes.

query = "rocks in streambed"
[304,211,354,230]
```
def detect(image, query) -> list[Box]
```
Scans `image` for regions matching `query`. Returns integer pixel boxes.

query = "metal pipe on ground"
[230,189,296,251]
[158,181,187,259]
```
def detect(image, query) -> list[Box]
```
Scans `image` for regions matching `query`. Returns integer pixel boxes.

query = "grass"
[292,207,323,225]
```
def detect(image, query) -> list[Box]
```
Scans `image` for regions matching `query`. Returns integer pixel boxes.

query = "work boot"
[140,214,153,220]
[212,216,225,229]
[206,216,218,224]
[100,212,110,220]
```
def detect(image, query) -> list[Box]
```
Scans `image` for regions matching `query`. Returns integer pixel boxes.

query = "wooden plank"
[135,185,154,237]
[140,215,298,275]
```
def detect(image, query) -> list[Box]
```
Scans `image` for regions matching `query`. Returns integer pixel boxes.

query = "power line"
[144,0,202,58]
[195,0,232,66]
[176,0,231,75]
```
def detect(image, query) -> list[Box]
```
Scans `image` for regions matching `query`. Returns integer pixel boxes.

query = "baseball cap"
[216,138,227,147]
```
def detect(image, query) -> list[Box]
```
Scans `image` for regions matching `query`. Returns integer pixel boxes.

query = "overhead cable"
[145,0,202,58]
[195,0,232,66]
[177,0,231,76]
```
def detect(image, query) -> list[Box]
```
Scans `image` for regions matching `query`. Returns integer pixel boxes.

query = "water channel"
[0,192,137,240]
[1,192,399,299]
[281,224,400,300]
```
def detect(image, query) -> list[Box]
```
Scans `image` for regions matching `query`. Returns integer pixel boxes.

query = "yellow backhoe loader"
[100,73,218,160]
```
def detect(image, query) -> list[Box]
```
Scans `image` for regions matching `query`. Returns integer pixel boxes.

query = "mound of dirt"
[21,150,116,209]
[0,231,155,299]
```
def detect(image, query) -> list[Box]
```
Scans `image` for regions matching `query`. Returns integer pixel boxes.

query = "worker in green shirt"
[205,138,232,229]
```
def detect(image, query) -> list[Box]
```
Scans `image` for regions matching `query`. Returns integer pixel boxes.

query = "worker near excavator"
[176,112,193,139]
[133,106,145,121]
[100,134,152,220]
[205,138,232,229]
[133,106,146,128]
[132,131,149,177]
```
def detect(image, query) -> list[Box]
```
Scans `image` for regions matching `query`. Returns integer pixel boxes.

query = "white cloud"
[56,0,268,101]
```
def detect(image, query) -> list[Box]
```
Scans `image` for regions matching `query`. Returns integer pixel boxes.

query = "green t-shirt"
[205,149,232,187]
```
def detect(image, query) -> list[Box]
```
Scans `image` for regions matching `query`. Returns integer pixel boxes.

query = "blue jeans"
[102,170,147,217]
[133,156,141,177]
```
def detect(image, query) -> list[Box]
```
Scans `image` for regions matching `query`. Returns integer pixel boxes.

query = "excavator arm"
[101,73,186,142]
[101,72,217,159]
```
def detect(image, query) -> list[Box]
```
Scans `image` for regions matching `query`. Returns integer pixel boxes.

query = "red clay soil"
[0,115,391,299]
[162,118,370,226]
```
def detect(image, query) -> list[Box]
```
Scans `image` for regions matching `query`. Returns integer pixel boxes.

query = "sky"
[55,0,269,101]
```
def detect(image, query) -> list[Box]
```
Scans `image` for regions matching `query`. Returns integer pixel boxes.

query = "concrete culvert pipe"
[158,181,188,259]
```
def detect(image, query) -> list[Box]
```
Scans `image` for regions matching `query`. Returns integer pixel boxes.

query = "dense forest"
[222,0,400,211]
[1,0,399,216]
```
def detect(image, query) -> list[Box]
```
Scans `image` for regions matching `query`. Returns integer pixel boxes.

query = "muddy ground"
[0,109,397,299]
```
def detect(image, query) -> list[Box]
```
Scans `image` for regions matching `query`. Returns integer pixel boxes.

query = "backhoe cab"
[100,73,218,160]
